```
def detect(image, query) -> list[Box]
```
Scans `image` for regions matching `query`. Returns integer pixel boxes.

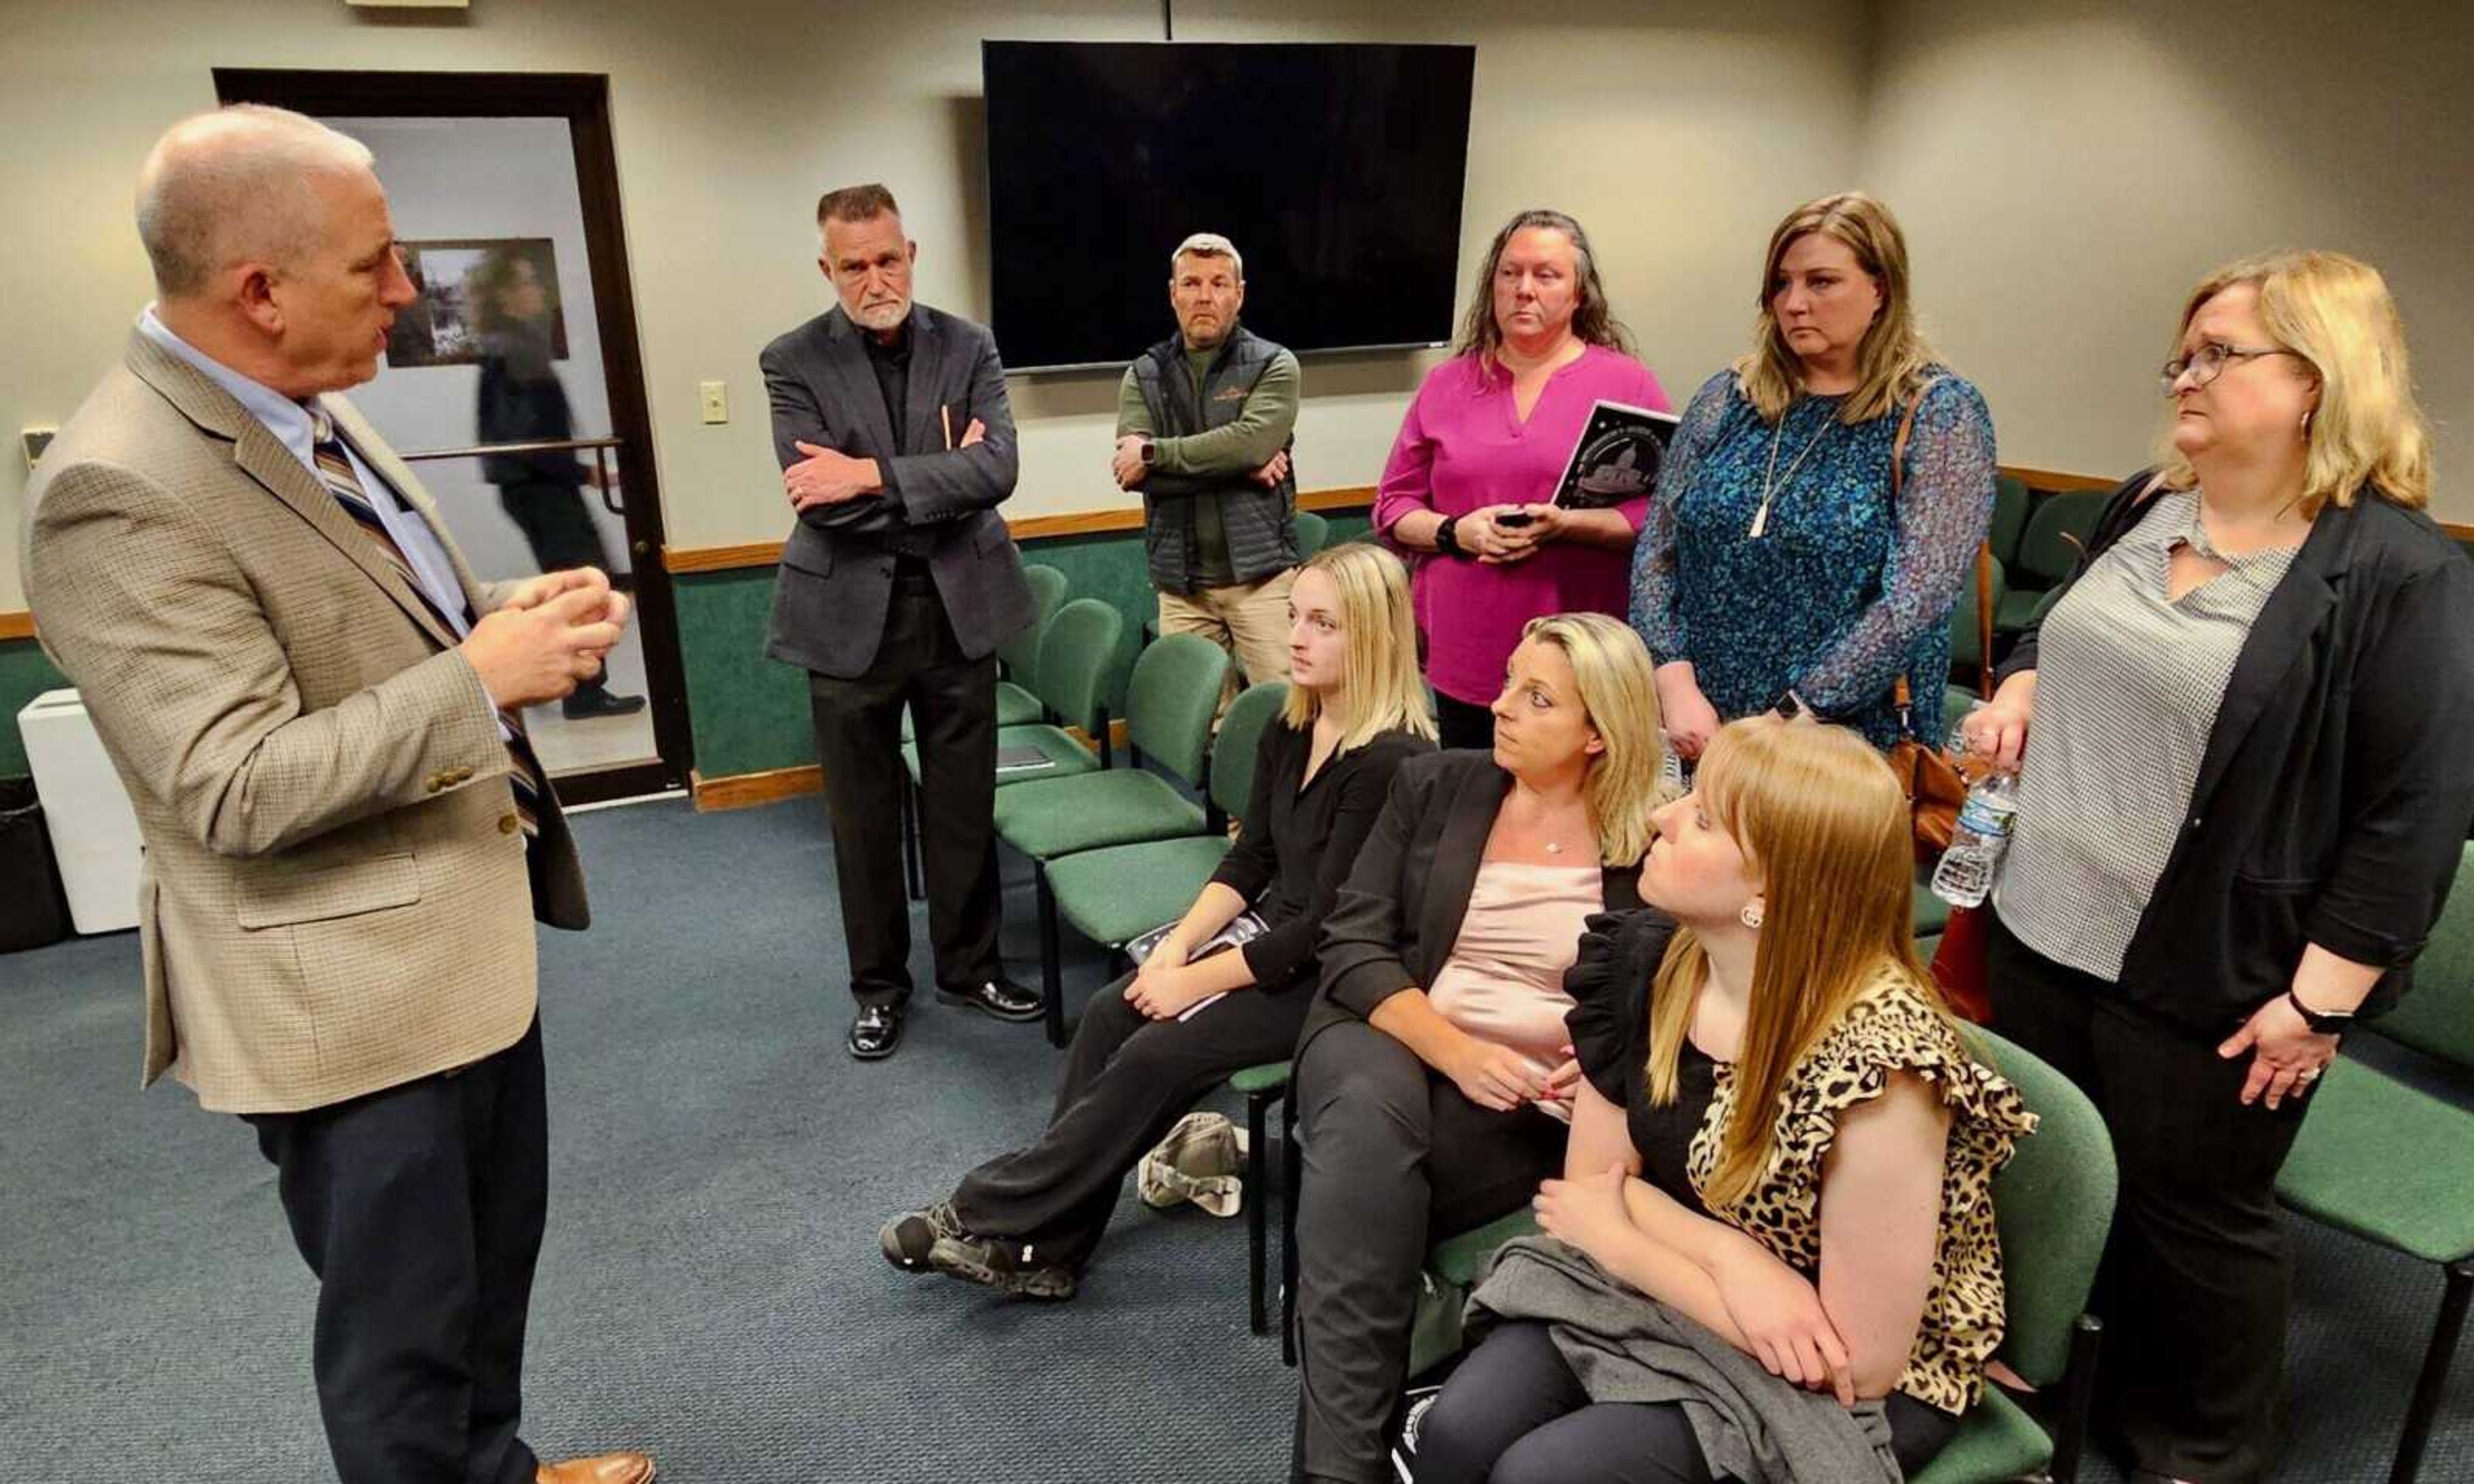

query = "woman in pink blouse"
[1377,208,1671,747]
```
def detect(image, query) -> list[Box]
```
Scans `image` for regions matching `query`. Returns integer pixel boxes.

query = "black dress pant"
[1414,1320,1958,1484]
[1292,1019,1569,1483]
[950,961,1310,1269]
[244,1020,548,1484]
[1433,692,1495,752]
[1987,908,2311,1483]
[809,572,1001,1008]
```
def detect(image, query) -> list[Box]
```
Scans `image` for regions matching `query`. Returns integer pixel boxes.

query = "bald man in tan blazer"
[23,106,653,1484]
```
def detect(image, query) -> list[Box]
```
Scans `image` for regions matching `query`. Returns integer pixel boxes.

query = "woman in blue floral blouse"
[1631,193,1995,756]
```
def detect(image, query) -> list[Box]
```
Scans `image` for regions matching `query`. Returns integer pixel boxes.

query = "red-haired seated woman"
[1413,718,2034,1484]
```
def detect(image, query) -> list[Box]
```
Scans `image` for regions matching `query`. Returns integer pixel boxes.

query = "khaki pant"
[1157,567,1298,715]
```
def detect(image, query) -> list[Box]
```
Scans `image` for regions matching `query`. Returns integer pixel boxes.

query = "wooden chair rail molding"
[0,611,35,642]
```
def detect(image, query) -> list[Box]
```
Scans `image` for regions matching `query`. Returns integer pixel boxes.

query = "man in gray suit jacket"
[762,184,1040,1059]
[22,108,650,1484]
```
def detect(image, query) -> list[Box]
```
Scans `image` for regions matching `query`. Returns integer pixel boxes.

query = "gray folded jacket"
[1468,1235,1904,1484]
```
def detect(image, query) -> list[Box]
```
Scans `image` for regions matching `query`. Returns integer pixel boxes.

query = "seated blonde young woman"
[1414,717,2035,1484]
[1289,612,1669,1484]
[880,542,1434,1298]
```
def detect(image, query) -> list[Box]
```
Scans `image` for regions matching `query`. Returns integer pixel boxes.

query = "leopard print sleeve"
[1721,975,2039,1413]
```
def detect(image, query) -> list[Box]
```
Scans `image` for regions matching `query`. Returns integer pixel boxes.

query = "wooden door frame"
[215,68,691,804]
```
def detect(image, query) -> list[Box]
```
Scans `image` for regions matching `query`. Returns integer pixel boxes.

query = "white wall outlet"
[698,381,729,424]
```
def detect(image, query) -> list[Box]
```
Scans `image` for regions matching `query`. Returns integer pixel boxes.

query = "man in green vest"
[1111,233,1303,701]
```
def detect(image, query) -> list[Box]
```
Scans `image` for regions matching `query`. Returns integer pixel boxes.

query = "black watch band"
[2286,987,2354,1034]
[1435,514,1467,560]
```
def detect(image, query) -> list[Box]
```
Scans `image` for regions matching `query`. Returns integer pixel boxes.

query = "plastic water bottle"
[1931,770,2019,909]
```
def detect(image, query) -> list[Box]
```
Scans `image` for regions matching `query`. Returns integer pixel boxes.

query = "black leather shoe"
[937,974,1043,1023]
[562,688,647,720]
[848,1004,904,1060]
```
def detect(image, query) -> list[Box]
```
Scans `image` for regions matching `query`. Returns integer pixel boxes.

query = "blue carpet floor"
[3,794,2468,1481]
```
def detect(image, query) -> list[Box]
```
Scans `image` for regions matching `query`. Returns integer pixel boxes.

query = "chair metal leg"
[1035,861,1065,1047]
[2391,1259,2474,1484]
[1098,707,1115,770]
[899,777,923,902]
[1281,1086,1301,1367]
[2053,1313,2102,1484]
[1247,1087,1272,1335]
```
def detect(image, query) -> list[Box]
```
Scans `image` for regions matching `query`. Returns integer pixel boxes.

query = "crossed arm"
[1534,1074,1949,1403]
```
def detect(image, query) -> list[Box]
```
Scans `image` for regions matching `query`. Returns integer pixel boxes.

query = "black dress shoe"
[562,687,647,720]
[936,974,1043,1023]
[848,1004,905,1060]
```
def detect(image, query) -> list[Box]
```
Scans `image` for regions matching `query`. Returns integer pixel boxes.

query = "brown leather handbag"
[1881,386,1995,863]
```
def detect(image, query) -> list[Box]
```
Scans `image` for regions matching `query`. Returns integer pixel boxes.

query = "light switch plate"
[698,381,729,424]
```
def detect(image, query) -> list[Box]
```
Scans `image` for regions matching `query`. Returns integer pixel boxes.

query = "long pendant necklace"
[1747,408,1837,538]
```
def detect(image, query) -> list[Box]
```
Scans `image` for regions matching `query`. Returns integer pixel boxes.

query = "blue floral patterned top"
[1630,368,1997,749]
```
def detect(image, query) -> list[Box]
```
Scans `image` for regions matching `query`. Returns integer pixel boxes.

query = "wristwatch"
[1138,438,1159,467]
[1772,688,1810,721]
[1435,514,1468,559]
[2286,987,2355,1034]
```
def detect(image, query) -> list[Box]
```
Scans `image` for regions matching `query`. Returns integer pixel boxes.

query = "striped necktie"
[309,410,545,838]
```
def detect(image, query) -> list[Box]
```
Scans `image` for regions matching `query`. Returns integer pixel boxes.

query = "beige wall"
[1858,0,2474,517]
[0,0,1868,614]
[13,0,2463,617]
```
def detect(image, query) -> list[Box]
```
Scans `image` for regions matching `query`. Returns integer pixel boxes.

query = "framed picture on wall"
[385,237,570,369]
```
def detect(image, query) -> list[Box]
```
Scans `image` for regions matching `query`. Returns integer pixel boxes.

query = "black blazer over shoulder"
[1298,750,1646,1058]
[2004,471,2474,1030]
[760,303,1036,680]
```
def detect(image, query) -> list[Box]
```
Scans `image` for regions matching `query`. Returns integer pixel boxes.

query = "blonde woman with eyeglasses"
[1961,251,2474,1483]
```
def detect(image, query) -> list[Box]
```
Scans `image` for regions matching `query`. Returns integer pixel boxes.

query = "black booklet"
[1550,400,1680,509]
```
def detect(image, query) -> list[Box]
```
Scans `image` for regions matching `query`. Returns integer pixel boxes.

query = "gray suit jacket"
[760,303,1035,679]
[21,330,587,1114]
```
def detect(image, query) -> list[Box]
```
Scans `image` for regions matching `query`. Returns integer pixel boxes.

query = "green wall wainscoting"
[2,640,70,781]
[672,511,1374,786]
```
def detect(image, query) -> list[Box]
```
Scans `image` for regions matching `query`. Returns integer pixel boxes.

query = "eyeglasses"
[2160,342,2302,394]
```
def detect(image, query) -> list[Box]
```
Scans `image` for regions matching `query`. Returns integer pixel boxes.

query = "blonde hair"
[1645,718,1954,1212]
[1517,613,1667,866]
[1734,192,1937,427]
[2156,249,2432,513]
[1281,543,1437,748]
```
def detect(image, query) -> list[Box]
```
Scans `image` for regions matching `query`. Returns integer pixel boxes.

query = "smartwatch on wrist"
[1772,689,1808,721]
[2286,987,2355,1035]
[1435,514,1467,560]
[1138,438,1158,468]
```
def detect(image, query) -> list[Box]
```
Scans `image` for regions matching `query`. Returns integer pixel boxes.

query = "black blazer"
[760,303,1036,679]
[1298,750,1647,1059]
[2003,471,2474,1030]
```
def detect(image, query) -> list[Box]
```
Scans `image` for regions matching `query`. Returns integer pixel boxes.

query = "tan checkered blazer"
[21,330,589,1114]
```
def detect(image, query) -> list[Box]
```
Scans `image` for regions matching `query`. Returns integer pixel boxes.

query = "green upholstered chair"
[896,566,1069,897]
[1996,490,2107,634]
[997,633,1231,1042]
[1910,1026,2116,1484]
[1293,509,1332,558]
[1912,879,1952,940]
[1988,474,2031,573]
[2274,842,2474,1484]
[1949,558,2009,688]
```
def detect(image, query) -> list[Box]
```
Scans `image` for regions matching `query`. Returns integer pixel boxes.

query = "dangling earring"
[1739,902,1765,929]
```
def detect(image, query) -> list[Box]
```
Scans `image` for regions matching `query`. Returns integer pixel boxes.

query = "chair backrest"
[2369,841,2474,1070]
[1211,681,1290,816]
[1292,509,1331,558]
[1959,1025,2118,1387]
[1988,475,2031,570]
[1034,598,1123,736]
[2015,490,2109,587]
[997,564,1069,693]
[1948,558,2009,674]
[1125,633,1231,786]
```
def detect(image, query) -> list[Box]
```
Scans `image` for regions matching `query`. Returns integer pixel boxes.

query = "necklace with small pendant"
[1747,404,1839,539]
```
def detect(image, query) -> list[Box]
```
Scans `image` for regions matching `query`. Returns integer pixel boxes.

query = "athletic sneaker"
[926,1233,1079,1300]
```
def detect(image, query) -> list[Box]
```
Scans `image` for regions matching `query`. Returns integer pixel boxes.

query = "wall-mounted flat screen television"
[981,41,1476,372]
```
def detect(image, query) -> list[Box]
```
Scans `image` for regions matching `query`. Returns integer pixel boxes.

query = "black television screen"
[981,41,1475,372]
